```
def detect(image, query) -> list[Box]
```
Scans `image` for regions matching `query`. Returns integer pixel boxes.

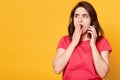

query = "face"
[73,7,91,34]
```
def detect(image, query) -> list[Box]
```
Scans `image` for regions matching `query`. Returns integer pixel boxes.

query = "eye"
[83,14,88,18]
[74,14,79,18]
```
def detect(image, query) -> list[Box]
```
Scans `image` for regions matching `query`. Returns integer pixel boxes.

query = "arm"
[53,25,82,74]
[52,42,76,74]
[88,26,110,78]
[90,44,110,78]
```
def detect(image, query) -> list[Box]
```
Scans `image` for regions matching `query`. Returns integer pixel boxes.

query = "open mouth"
[80,24,83,29]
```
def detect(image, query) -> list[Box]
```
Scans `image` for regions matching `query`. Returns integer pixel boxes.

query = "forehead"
[74,7,89,14]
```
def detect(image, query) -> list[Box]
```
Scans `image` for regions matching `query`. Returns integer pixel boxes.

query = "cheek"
[73,19,77,27]
[84,18,91,24]
[83,27,88,32]
[82,25,89,32]
[83,22,91,29]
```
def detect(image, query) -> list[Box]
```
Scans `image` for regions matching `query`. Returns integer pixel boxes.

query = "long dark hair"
[68,1,104,40]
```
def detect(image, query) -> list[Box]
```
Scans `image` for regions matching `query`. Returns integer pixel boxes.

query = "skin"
[53,7,110,78]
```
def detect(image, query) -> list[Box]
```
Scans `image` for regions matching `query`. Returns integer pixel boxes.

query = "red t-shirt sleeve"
[57,36,70,49]
[98,37,112,53]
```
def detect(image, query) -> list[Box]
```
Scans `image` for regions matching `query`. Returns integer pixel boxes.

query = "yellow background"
[0,0,119,80]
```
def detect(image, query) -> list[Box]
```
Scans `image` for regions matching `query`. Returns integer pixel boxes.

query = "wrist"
[71,41,78,48]
[90,43,96,48]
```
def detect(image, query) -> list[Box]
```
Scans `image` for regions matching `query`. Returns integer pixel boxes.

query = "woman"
[53,1,112,80]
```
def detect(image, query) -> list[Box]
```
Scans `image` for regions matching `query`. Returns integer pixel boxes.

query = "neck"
[81,33,90,41]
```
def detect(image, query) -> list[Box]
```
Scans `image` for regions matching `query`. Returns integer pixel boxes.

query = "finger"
[91,25,96,31]
[88,26,96,34]
[87,30,93,39]
[87,30,92,34]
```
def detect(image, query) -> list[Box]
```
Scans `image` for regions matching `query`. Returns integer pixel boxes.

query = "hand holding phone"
[87,22,98,40]
[87,22,93,38]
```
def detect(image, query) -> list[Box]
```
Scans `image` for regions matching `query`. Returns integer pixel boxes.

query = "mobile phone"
[88,22,93,38]
[90,22,93,26]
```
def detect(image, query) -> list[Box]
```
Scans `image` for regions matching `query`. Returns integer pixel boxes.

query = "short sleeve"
[57,36,70,49]
[98,37,112,53]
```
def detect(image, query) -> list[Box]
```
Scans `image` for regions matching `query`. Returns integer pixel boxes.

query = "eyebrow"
[74,13,79,15]
[74,13,89,15]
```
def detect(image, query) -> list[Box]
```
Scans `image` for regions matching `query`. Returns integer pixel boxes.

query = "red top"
[57,35,112,80]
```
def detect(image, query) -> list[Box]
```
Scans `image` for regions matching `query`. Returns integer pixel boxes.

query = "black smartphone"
[90,22,93,26]
[88,22,93,38]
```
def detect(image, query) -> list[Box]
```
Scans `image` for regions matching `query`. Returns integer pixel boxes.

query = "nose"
[78,16,83,22]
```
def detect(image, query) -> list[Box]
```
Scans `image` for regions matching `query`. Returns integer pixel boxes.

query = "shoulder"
[96,36,112,53]
[61,35,69,39]
[57,35,71,49]
[97,36,109,44]
[60,35,70,42]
